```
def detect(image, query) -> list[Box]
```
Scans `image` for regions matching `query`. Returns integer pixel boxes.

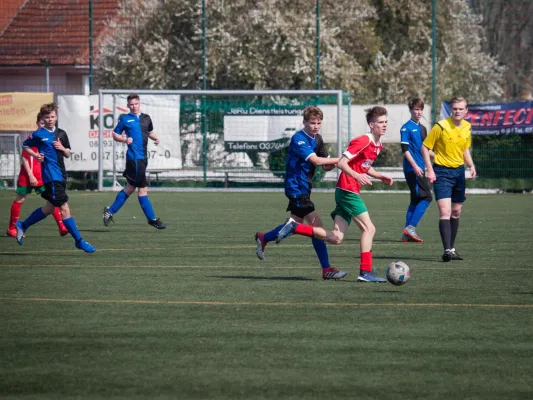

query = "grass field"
[1,190,532,399]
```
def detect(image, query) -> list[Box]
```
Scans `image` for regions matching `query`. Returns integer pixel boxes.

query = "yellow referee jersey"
[423,117,471,168]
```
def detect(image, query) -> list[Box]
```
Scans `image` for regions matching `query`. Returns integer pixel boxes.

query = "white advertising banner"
[58,94,181,171]
[223,104,432,149]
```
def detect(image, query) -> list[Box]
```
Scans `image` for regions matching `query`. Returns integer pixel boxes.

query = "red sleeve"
[343,135,370,160]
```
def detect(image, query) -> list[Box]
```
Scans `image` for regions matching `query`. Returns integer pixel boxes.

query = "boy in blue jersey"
[14,103,95,253]
[103,94,166,229]
[254,106,346,280]
[400,98,433,242]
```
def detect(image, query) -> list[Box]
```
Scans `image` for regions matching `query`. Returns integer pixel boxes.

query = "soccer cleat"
[403,225,423,242]
[357,269,387,283]
[75,239,96,253]
[255,232,266,260]
[6,228,16,237]
[442,249,453,262]
[450,248,463,260]
[276,218,298,244]
[148,218,166,229]
[103,207,114,227]
[401,233,416,242]
[322,267,348,280]
[15,221,25,245]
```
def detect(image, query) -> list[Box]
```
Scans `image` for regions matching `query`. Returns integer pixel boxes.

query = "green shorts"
[16,185,45,196]
[330,188,368,225]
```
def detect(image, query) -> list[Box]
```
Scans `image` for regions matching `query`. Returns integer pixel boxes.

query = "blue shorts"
[433,165,466,203]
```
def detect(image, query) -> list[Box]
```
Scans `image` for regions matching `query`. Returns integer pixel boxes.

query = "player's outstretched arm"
[307,154,340,166]
[367,167,393,186]
[23,146,44,162]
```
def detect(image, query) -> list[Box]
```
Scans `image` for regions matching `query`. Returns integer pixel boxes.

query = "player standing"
[103,94,166,229]
[14,103,95,253]
[276,106,393,282]
[400,98,432,242]
[7,113,68,238]
[422,97,476,262]
[254,106,347,280]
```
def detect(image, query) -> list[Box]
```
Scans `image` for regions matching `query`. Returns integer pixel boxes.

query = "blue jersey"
[284,130,327,197]
[114,113,154,160]
[400,119,427,172]
[23,127,71,183]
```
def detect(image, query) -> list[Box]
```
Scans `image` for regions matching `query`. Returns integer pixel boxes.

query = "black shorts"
[286,194,316,219]
[124,159,148,188]
[405,171,432,205]
[41,181,69,207]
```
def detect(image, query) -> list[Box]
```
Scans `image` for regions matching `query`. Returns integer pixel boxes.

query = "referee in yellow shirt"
[422,97,477,262]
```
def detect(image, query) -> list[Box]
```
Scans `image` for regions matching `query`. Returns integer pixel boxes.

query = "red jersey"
[336,134,383,194]
[17,146,43,187]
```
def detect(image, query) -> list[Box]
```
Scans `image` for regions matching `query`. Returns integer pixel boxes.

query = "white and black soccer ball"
[386,261,410,286]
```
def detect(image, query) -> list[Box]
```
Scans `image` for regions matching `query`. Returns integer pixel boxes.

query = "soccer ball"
[386,261,410,286]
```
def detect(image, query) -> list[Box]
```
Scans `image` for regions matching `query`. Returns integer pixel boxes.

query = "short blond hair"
[450,97,468,107]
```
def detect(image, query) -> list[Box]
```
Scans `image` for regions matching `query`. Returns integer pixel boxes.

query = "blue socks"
[63,217,82,242]
[138,195,156,221]
[264,223,285,243]
[405,205,415,227]
[312,238,330,269]
[408,200,431,227]
[109,190,129,214]
[22,208,48,230]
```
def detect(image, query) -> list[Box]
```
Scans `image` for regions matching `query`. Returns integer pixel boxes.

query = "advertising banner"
[441,101,533,135]
[58,95,182,171]
[0,92,54,131]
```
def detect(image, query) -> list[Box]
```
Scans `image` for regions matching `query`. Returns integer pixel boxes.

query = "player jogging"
[276,106,393,282]
[254,106,346,280]
[14,103,95,253]
[400,98,433,242]
[103,94,166,229]
[7,113,68,238]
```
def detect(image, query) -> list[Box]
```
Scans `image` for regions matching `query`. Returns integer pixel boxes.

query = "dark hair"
[408,98,424,110]
[36,112,42,124]
[127,94,140,103]
[303,106,323,121]
[365,106,387,124]
[39,102,58,116]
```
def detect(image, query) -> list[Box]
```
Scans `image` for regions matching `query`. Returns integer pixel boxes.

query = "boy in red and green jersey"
[276,106,394,282]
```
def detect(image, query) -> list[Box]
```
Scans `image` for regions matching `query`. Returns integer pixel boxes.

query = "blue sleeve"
[290,134,315,161]
[114,116,125,135]
[400,125,411,144]
[23,132,40,148]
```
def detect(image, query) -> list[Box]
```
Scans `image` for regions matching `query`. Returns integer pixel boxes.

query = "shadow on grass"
[208,275,314,281]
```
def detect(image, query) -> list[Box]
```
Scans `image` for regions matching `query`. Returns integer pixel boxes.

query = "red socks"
[52,208,67,231]
[360,251,373,272]
[9,201,21,230]
[294,223,314,238]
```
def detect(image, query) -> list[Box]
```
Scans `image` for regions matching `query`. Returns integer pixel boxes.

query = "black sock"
[450,218,459,249]
[439,219,452,251]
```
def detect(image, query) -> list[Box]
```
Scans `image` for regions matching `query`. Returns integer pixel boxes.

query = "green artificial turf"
[1,191,532,399]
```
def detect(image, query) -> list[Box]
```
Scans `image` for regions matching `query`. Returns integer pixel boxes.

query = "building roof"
[0,0,120,66]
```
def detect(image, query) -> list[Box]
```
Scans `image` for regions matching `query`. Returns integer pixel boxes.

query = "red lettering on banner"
[503,110,515,125]
[480,112,493,126]
[469,111,481,126]
[526,108,533,124]
[514,108,526,124]
[492,111,504,125]
[0,95,13,105]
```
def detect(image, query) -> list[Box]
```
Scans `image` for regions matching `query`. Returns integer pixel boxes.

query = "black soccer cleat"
[442,250,453,262]
[103,207,114,227]
[450,249,463,260]
[148,218,166,229]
